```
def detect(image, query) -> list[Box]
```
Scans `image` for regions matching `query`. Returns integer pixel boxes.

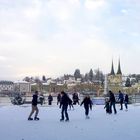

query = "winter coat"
[48,95,53,102]
[32,94,38,106]
[124,94,129,103]
[81,97,92,109]
[109,92,116,103]
[118,92,124,102]
[60,93,71,108]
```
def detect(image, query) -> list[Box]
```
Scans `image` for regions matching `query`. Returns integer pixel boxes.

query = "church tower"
[107,59,123,93]
[110,60,115,75]
[117,59,122,75]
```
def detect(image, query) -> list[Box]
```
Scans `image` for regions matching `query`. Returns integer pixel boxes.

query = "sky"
[0,0,140,80]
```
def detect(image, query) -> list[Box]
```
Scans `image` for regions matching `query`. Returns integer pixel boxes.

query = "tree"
[74,69,81,80]
[42,75,46,82]
[23,76,30,82]
[125,77,131,87]
[89,69,94,82]
[94,69,104,82]
[85,73,89,82]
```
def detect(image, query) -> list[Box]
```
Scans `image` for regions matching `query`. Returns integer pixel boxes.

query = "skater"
[118,90,124,110]
[80,95,92,119]
[48,94,53,105]
[72,93,79,105]
[109,90,117,114]
[124,93,129,110]
[28,91,39,120]
[68,97,74,110]
[104,98,110,114]
[57,93,61,105]
[39,93,45,105]
[59,91,70,121]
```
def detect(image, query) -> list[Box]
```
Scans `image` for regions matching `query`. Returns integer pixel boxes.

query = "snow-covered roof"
[14,81,30,84]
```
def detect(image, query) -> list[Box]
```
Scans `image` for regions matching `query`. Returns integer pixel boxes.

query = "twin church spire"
[110,59,122,75]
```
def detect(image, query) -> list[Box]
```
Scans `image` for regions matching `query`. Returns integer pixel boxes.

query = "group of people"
[104,90,129,114]
[28,91,92,121]
[28,90,129,121]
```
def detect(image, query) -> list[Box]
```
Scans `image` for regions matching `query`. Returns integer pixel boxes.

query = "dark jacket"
[104,101,110,113]
[124,94,129,102]
[32,94,38,106]
[57,94,61,102]
[81,97,92,109]
[48,95,53,102]
[60,93,70,108]
[109,92,116,103]
[118,92,124,102]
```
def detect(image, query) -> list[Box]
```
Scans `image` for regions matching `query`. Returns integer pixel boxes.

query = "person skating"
[124,93,129,111]
[118,90,124,110]
[59,91,70,122]
[57,93,61,105]
[109,90,117,114]
[48,94,53,105]
[72,93,79,105]
[80,95,92,119]
[28,91,39,121]
[104,98,110,114]
[68,97,74,110]
[39,93,45,105]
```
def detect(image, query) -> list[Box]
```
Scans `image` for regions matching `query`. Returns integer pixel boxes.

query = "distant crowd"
[28,90,129,121]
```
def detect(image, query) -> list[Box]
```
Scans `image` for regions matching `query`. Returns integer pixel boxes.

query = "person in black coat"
[104,98,110,114]
[28,91,39,120]
[109,90,117,114]
[81,95,92,119]
[48,94,53,105]
[57,93,61,105]
[72,93,79,105]
[60,91,70,121]
[118,90,124,110]
[124,94,129,110]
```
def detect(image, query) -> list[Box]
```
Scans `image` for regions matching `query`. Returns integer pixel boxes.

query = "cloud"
[85,0,106,10]
[0,56,7,61]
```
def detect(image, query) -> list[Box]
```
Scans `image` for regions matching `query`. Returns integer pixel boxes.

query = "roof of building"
[0,81,14,85]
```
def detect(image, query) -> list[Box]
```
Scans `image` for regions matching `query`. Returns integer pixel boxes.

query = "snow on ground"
[0,104,140,140]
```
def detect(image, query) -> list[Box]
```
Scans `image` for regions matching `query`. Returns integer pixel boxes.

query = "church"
[107,59,123,93]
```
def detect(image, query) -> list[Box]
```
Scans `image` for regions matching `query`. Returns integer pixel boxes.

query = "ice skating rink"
[0,104,140,140]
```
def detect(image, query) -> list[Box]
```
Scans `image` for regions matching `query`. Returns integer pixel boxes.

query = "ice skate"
[60,118,64,122]
[34,117,39,120]
[28,117,33,121]
[65,119,69,122]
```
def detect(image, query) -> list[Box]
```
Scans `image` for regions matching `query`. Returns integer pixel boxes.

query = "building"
[107,59,123,93]
[14,81,31,93]
[0,81,14,93]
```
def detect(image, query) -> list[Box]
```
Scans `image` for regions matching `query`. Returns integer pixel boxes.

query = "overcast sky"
[0,0,140,80]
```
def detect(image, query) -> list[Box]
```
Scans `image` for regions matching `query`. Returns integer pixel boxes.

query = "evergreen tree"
[125,77,131,87]
[89,69,94,82]
[85,73,89,82]
[42,75,46,81]
[74,69,81,80]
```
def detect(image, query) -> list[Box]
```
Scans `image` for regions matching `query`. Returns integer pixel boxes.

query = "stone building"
[107,59,123,93]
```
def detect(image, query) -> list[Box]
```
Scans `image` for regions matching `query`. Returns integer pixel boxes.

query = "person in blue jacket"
[118,90,124,110]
